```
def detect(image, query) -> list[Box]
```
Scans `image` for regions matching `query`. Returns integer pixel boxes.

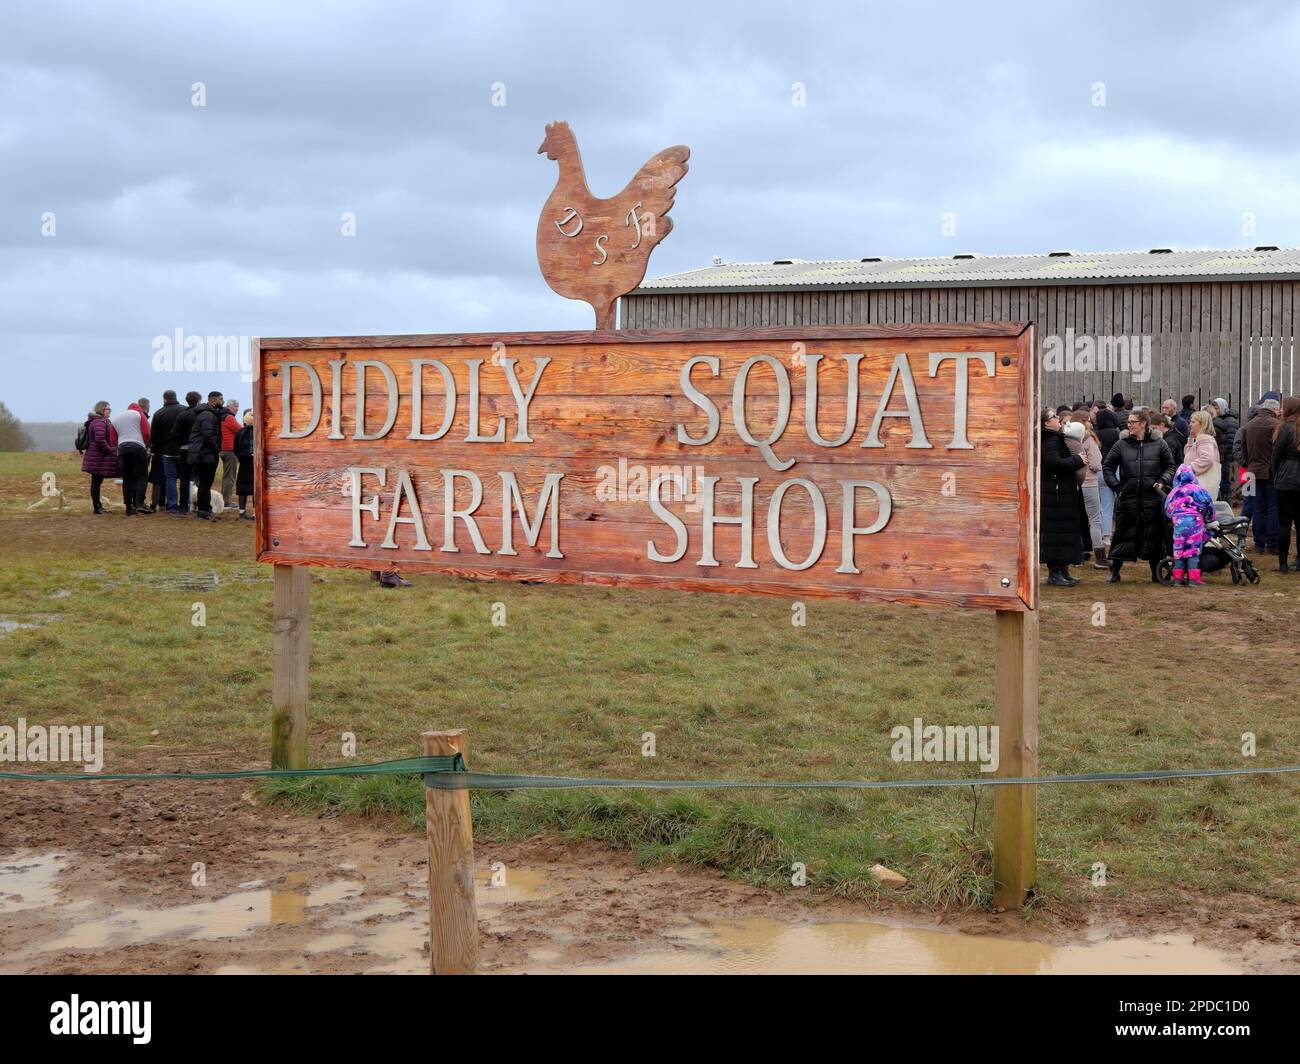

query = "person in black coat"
[187,391,227,519]
[1102,409,1176,582]
[1040,410,1085,586]
[167,391,202,514]
[1151,413,1185,468]
[148,391,183,512]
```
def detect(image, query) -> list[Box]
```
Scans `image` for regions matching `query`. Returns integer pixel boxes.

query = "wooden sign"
[255,324,1037,610]
[536,121,689,329]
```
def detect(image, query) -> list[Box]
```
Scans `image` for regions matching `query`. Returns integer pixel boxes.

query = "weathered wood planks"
[256,326,1036,610]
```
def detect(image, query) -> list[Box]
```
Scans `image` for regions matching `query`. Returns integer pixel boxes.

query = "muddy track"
[2,779,1298,974]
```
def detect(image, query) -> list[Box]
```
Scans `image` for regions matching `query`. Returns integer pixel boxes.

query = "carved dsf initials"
[553,203,650,268]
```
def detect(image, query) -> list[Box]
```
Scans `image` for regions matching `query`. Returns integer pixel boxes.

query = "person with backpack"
[234,408,255,519]
[168,391,202,515]
[187,390,227,520]
[79,401,119,514]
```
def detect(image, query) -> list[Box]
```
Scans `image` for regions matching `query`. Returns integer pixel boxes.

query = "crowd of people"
[1041,389,1300,586]
[78,390,255,520]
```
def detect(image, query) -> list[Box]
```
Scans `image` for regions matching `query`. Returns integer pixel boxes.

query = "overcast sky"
[4,0,1300,421]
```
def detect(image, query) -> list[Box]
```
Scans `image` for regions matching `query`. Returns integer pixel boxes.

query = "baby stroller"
[1156,501,1259,586]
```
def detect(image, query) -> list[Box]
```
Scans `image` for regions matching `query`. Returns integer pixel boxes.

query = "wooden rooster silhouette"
[537,122,689,330]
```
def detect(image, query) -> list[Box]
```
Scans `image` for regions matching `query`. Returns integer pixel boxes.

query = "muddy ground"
[2,779,1298,974]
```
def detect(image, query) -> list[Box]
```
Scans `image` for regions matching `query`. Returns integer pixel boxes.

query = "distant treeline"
[15,421,80,452]
[0,402,36,451]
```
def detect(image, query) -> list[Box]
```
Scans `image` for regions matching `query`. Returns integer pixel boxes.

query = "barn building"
[625,247,1300,411]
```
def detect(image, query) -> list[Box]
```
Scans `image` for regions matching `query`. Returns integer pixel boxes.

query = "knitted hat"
[1111,392,1126,407]
[1063,421,1085,441]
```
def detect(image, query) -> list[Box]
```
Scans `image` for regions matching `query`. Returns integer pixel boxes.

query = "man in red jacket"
[220,399,241,507]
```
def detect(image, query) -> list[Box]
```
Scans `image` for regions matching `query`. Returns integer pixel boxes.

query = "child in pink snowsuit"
[1164,464,1217,586]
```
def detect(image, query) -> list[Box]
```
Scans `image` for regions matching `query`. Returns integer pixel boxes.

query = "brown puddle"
[0,851,1241,975]
[0,851,70,913]
[40,877,362,952]
[538,916,1239,975]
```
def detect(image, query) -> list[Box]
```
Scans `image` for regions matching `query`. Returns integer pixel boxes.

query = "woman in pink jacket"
[1184,409,1221,498]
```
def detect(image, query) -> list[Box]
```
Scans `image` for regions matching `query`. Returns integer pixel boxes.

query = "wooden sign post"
[422,728,478,974]
[251,128,1042,975]
[254,324,1040,904]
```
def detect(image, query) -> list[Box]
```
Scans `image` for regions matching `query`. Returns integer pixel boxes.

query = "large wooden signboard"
[255,324,1037,611]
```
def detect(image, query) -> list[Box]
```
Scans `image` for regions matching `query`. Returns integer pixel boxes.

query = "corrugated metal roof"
[634,247,1300,293]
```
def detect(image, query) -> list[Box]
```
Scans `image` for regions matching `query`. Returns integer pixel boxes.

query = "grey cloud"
[3,0,1300,419]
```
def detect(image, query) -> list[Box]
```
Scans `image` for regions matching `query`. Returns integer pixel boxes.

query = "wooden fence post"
[992,608,1038,909]
[423,728,479,974]
[271,563,310,770]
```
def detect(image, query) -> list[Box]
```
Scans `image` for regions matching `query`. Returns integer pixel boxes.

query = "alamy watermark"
[1,718,104,773]
[595,458,706,512]
[50,996,150,1044]
[151,329,255,383]
[890,716,999,773]
[1042,329,1151,384]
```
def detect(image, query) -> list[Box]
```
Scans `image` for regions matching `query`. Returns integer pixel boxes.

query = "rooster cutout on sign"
[537,121,689,330]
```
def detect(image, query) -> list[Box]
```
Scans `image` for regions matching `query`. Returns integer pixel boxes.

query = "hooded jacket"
[1095,408,1121,458]
[187,401,227,467]
[1164,465,1217,559]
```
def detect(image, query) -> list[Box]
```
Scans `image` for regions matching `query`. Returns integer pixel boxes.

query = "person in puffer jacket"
[1164,464,1217,586]
[1103,408,1175,583]
[80,402,119,514]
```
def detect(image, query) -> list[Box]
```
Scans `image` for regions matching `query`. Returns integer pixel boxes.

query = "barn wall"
[622,282,1300,411]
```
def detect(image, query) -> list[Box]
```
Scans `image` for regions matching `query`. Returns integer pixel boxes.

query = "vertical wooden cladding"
[624,279,1300,411]
[257,326,1034,610]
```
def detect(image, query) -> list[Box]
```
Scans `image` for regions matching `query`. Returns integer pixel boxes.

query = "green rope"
[3,755,1299,790]
[0,754,463,783]
[423,763,1300,790]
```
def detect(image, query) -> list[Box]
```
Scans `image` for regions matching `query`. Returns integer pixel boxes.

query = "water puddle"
[0,852,69,913]
[547,916,1239,975]
[1,854,1240,975]
[476,866,557,904]
[39,877,362,952]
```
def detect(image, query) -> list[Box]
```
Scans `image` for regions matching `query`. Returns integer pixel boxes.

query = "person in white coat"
[1066,415,1106,566]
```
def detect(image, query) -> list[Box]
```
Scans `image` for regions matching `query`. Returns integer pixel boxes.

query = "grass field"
[2,450,1298,913]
